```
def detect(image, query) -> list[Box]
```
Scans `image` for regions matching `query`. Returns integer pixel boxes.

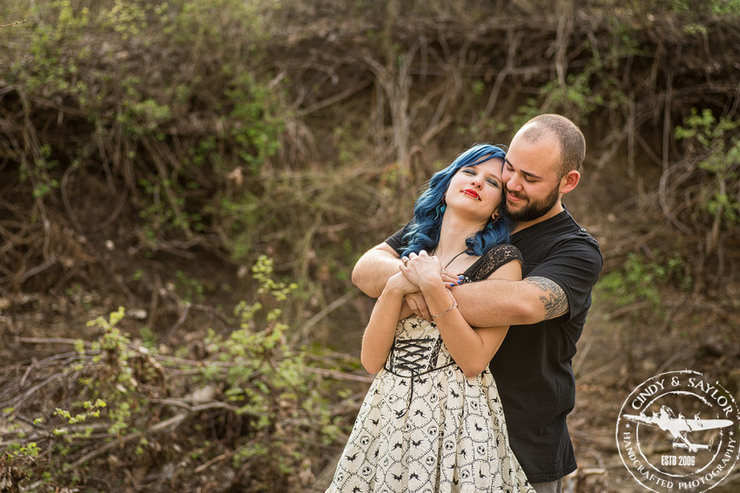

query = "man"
[351,114,603,493]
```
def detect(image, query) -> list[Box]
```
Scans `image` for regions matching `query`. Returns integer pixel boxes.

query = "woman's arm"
[360,272,416,373]
[406,252,522,377]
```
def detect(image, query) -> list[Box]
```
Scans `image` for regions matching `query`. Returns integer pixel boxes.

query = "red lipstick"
[462,189,480,200]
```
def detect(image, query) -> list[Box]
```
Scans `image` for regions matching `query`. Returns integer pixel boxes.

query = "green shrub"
[0,256,352,491]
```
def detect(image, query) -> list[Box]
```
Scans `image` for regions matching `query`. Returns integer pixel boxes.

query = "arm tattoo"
[525,276,569,320]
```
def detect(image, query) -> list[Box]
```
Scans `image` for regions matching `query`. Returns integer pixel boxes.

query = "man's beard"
[505,184,561,223]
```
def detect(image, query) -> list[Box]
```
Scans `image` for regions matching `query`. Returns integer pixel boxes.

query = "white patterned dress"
[327,244,534,493]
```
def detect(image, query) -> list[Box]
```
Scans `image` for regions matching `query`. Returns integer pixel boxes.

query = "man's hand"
[385,271,418,296]
[404,292,431,320]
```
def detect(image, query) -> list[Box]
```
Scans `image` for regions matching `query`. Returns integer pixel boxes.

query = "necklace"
[440,250,467,270]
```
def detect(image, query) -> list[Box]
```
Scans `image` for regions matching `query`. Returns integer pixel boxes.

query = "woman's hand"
[401,250,443,289]
[440,268,461,286]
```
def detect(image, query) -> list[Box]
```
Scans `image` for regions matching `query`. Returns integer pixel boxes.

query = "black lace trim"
[464,243,522,282]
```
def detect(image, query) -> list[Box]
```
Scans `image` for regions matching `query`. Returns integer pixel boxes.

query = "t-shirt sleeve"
[526,239,603,321]
[384,224,410,255]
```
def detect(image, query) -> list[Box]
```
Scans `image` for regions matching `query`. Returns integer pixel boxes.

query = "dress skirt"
[326,316,534,493]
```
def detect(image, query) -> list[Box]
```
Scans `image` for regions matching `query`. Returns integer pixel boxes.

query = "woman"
[327,144,533,492]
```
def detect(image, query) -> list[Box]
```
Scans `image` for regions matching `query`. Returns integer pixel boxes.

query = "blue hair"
[401,144,510,257]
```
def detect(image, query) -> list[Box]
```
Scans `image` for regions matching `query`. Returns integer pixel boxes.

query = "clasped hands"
[387,250,460,320]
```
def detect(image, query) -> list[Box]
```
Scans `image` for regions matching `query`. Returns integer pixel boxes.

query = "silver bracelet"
[431,299,458,319]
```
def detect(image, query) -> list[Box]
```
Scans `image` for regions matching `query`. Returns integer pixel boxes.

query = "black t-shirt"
[385,209,603,482]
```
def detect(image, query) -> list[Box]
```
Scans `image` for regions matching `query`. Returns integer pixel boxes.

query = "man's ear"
[559,170,580,195]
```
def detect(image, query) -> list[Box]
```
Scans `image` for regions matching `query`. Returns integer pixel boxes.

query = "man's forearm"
[351,243,402,298]
[452,278,550,327]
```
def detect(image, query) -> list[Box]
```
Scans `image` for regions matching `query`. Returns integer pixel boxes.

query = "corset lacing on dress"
[383,335,454,417]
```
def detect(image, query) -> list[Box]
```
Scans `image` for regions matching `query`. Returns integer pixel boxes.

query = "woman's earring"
[434,204,446,220]
[487,214,498,228]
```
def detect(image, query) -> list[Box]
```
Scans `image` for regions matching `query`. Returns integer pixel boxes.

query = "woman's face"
[444,157,504,222]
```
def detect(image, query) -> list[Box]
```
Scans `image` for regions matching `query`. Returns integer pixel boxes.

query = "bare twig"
[304,367,373,384]
[0,19,27,28]
[296,290,356,341]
